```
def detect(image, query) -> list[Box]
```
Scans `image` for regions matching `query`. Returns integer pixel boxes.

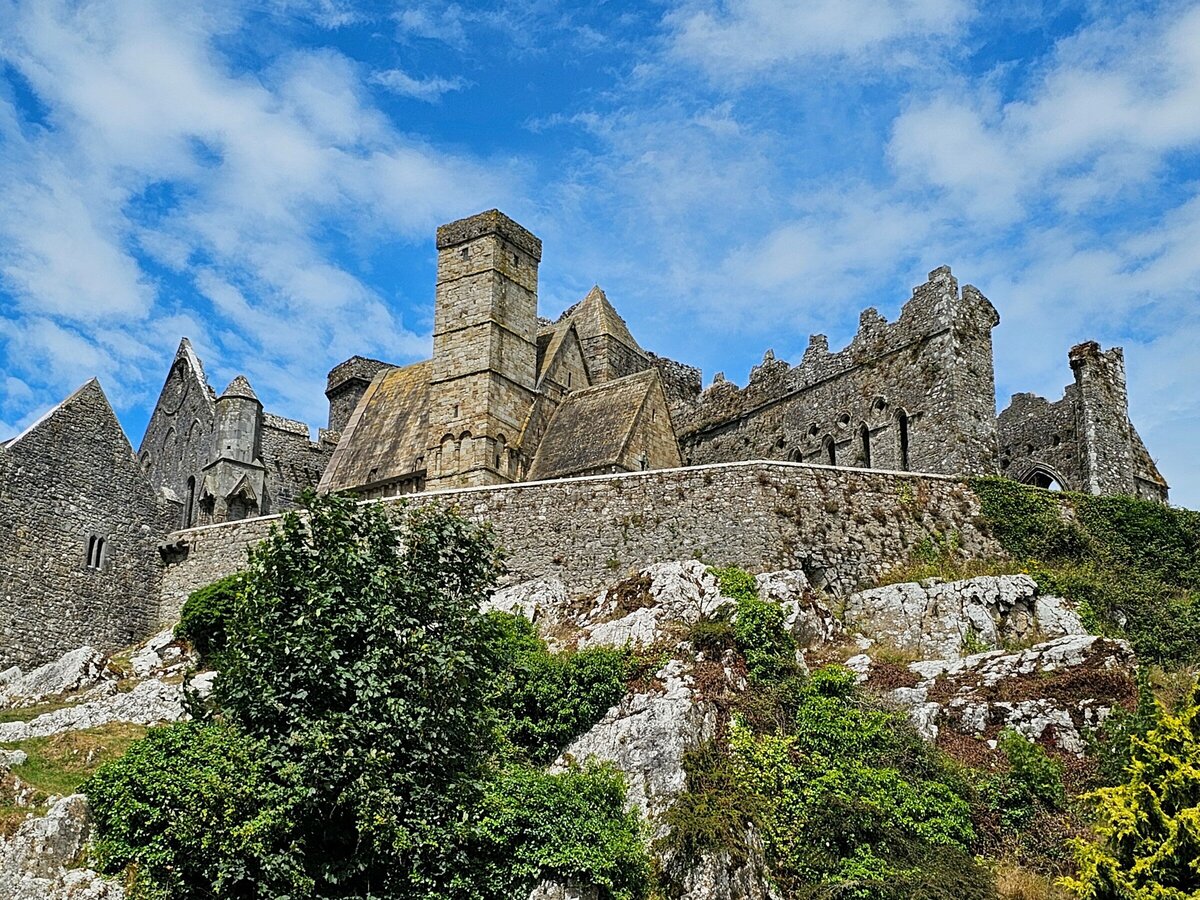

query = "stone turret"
[425,210,542,489]
[1069,341,1136,496]
[198,376,267,522]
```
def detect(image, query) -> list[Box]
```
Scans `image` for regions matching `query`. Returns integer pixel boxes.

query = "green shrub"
[983,730,1065,831]
[489,612,630,765]
[1087,667,1162,787]
[661,664,988,897]
[175,572,244,663]
[710,566,798,682]
[455,763,650,900]
[688,609,737,654]
[84,722,309,900]
[1063,679,1200,899]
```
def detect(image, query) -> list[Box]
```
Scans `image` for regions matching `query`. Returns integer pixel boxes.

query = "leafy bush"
[720,665,988,897]
[984,730,1065,831]
[175,572,243,663]
[710,566,798,682]
[1087,667,1162,787]
[455,763,650,900]
[489,612,630,765]
[85,722,309,900]
[1063,679,1200,899]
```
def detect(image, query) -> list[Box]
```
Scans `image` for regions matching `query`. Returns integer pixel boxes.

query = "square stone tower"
[425,210,542,489]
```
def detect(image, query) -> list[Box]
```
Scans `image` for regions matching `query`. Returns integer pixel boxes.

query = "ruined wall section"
[260,414,338,511]
[999,342,1168,502]
[159,461,1000,623]
[0,381,167,667]
[675,267,1000,477]
[137,340,216,528]
[997,390,1083,490]
[647,352,702,422]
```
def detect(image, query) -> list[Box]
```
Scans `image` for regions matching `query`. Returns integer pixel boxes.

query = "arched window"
[85,534,106,570]
[823,435,836,466]
[185,476,196,528]
[860,423,871,468]
[896,410,910,471]
[788,448,803,462]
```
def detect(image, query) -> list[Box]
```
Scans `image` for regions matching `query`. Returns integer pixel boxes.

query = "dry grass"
[873,556,1027,589]
[994,859,1074,900]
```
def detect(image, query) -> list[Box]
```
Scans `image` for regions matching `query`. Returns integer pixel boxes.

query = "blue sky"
[1,0,1198,506]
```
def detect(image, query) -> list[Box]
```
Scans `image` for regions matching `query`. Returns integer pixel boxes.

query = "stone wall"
[158,460,1001,624]
[260,414,338,511]
[0,381,168,668]
[998,342,1168,502]
[674,267,1001,480]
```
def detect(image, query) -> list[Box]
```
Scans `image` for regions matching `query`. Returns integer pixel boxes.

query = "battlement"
[435,209,543,261]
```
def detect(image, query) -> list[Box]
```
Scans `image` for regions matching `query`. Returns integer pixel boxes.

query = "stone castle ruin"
[0,209,1169,667]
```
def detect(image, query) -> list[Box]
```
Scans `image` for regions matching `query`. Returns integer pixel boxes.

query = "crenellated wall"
[157,460,1001,624]
[673,267,1001,480]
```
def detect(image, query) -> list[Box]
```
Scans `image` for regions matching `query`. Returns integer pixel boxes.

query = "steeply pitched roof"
[318,361,432,493]
[1131,425,1169,489]
[555,285,643,354]
[528,369,658,480]
[220,375,259,402]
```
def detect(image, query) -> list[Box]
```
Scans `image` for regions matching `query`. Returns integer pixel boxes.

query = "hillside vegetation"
[67,484,1200,899]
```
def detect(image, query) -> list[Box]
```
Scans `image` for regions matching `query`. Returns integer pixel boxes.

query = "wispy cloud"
[371,68,469,102]
[665,0,977,78]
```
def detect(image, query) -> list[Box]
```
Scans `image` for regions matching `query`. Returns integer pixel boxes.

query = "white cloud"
[0,0,510,429]
[371,68,469,102]
[665,0,976,78]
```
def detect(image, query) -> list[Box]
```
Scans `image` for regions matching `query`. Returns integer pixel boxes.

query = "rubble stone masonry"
[159,460,1001,624]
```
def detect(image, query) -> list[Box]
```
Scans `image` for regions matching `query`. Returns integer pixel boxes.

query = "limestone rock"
[128,629,191,678]
[887,635,1136,753]
[0,648,109,709]
[0,678,187,743]
[662,826,781,900]
[553,658,718,828]
[527,880,599,900]
[843,575,1084,660]
[0,749,28,771]
[755,570,841,647]
[0,794,124,900]
[579,561,729,649]
[485,577,567,623]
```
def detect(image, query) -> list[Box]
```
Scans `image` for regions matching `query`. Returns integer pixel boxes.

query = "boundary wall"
[159,460,1002,624]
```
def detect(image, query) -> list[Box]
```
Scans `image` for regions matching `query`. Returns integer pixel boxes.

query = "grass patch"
[0,697,78,724]
[4,723,148,797]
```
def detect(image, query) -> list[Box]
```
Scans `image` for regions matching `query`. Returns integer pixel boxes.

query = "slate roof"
[318,361,429,493]
[529,369,658,480]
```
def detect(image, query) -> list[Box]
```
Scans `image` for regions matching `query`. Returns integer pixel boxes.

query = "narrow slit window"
[860,424,871,468]
[85,535,106,570]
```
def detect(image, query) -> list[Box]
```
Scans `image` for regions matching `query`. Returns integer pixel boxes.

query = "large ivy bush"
[970,477,1200,665]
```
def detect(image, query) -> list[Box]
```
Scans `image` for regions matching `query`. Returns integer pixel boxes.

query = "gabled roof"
[536,320,585,387]
[6,379,108,449]
[318,361,432,493]
[555,285,643,355]
[528,368,659,480]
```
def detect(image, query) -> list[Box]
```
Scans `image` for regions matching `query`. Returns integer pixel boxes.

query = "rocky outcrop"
[0,648,108,709]
[0,678,187,743]
[843,575,1084,659]
[885,634,1136,753]
[554,658,719,827]
[660,825,781,900]
[0,795,124,900]
[755,570,841,647]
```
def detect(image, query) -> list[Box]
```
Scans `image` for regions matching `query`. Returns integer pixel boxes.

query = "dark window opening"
[824,436,836,466]
[85,535,106,570]
[860,424,871,468]
[185,476,196,528]
[897,410,910,470]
